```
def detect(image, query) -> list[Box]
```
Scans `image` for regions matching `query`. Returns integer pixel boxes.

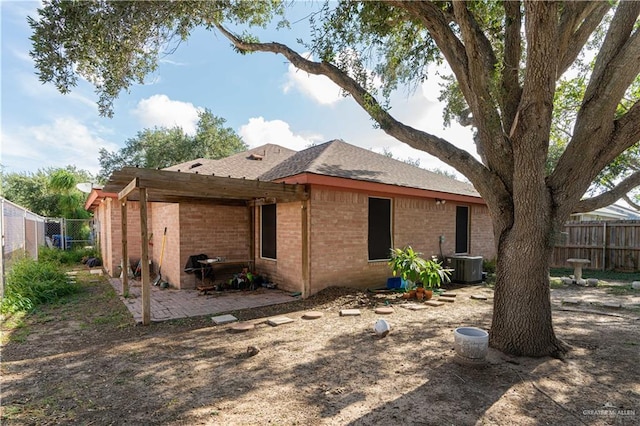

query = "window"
[455,206,469,254]
[368,197,392,261]
[261,204,276,259]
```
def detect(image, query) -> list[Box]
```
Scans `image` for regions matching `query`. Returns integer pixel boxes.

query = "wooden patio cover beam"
[107,167,308,203]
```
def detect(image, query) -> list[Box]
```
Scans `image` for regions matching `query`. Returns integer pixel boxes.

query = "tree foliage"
[1,166,93,218]
[28,0,640,357]
[97,109,247,181]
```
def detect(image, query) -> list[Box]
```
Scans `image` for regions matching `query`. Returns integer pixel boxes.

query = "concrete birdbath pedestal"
[567,258,590,283]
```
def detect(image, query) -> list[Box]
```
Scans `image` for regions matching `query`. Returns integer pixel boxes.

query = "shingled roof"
[163,144,296,179]
[259,140,479,198]
[163,140,479,198]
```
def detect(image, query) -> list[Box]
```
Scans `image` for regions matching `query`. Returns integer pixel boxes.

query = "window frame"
[368,197,393,262]
[455,205,470,254]
[260,203,277,260]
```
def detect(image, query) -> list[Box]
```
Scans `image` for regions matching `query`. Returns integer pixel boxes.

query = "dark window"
[455,206,469,253]
[368,197,392,261]
[261,204,277,259]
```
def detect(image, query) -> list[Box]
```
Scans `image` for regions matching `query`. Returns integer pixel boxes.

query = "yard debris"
[339,309,361,316]
[246,346,260,357]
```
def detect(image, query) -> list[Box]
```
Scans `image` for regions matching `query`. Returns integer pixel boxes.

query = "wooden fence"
[551,220,640,271]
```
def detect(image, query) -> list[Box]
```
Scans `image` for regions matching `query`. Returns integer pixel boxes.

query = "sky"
[1,1,479,180]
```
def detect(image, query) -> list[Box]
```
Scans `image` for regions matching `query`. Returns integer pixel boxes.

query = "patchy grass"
[550,267,637,282]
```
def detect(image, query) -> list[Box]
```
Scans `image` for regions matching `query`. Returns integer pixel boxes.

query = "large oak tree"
[29,1,640,357]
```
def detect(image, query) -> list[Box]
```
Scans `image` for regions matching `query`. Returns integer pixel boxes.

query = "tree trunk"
[489,216,567,358]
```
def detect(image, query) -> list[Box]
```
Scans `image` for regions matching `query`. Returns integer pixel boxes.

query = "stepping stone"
[402,303,428,311]
[66,271,79,276]
[602,302,622,309]
[438,297,455,303]
[211,314,238,325]
[302,311,324,320]
[230,322,255,332]
[441,292,457,298]
[424,300,445,307]
[340,309,361,316]
[374,307,394,314]
[471,294,488,300]
[267,316,295,326]
[89,269,103,275]
[561,298,581,305]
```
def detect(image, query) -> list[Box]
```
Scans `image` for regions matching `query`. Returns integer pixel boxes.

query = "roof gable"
[259,139,479,198]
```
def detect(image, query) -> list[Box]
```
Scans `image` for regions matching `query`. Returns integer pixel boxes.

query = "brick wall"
[96,198,148,277]
[307,188,389,294]
[305,188,496,295]
[175,202,250,289]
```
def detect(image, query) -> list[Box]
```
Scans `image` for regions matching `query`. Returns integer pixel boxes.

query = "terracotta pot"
[402,292,411,299]
[424,290,433,300]
[409,290,417,299]
[416,291,424,300]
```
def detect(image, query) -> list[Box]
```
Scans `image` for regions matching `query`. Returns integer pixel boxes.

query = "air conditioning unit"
[446,256,483,284]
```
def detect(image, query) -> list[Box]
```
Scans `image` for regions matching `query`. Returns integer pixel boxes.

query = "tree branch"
[214,23,509,206]
[501,0,522,130]
[392,1,513,191]
[573,171,640,213]
[556,2,611,78]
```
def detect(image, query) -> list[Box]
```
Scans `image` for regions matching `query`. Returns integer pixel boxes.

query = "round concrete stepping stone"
[302,311,324,320]
[230,322,255,332]
[374,307,394,314]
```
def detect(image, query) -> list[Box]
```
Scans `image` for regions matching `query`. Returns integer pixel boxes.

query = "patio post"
[139,188,151,325]
[121,198,128,296]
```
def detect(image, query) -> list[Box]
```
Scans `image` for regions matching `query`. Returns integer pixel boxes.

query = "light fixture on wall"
[435,198,446,205]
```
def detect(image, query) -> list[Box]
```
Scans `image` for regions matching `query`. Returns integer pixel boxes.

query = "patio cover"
[103,167,309,325]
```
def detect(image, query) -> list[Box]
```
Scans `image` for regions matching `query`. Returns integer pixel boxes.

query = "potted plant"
[389,246,450,300]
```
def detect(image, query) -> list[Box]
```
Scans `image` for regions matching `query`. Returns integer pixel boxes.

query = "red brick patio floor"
[108,278,297,323]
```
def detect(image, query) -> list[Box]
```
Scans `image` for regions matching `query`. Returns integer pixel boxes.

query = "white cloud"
[239,117,323,151]
[282,53,343,105]
[132,94,203,135]
[2,117,119,175]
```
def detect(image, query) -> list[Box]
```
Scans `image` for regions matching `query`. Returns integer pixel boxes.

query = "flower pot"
[454,327,489,360]
[416,291,424,300]
[409,290,417,299]
[424,290,433,300]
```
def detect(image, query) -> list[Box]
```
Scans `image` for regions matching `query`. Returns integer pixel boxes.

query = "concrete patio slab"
[109,277,295,324]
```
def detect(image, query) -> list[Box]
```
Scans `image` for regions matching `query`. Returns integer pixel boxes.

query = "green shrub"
[1,257,80,314]
[483,257,497,274]
[39,246,98,265]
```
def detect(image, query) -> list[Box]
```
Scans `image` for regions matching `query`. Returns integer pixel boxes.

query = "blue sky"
[1,1,477,179]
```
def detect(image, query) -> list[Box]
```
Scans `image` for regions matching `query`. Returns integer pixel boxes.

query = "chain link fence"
[1,197,95,296]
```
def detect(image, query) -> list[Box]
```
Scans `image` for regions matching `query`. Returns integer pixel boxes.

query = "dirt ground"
[1,272,639,426]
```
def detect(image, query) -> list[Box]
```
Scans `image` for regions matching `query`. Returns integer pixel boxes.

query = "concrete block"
[339,309,361,316]
[471,294,488,300]
[374,307,394,314]
[267,316,295,326]
[402,304,428,310]
[211,314,238,325]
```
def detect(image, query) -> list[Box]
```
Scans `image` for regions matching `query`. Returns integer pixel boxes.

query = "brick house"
[95,140,495,297]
